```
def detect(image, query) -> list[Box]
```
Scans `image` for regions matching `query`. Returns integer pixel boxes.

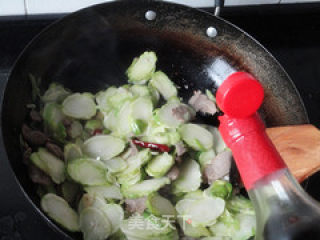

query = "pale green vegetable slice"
[157,101,195,128]
[30,152,47,172]
[210,222,236,238]
[187,196,225,227]
[173,159,201,194]
[126,148,151,166]
[207,126,227,154]
[116,100,133,136]
[150,71,177,100]
[78,192,124,238]
[62,93,97,120]
[68,120,83,139]
[131,97,153,122]
[43,103,67,142]
[121,177,170,198]
[106,171,117,184]
[61,181,80,203]
[146,152,174,177]
[147,193,176,217]
[178,218,211,238]
[116,154,144,186]
[41,193,79,232]
[78,194,124,236]
[108,87,133,108]
[131,119,147,135]
[84,185,123,200]
[226,196,255,215]
[232,214,256,240]
[199,149,216,171]
[67,158,108,186]
[117,167,142,186]
[43,103,65,127]
[103,110,118,132]
[130,85,150,97]
[127,51,157,84]
[202,237,231,240]
[148,84,160,106]
[95,87,117,112]
[80,207,112,240]
[33,148,65,184]
[142,128,180,146]
[41,83,71,103]
[206,89,216,102]
[84,119,103,132]
[64,143,83,162]
[176,199,196,215]
[210,212,255,240]
[104,157,127,173]
[102,204,124,234]
[179,124,214,151]
[83,135,125,161]
[184,190,205,200]
[144,116,167,135]
[208,210,239,237]
[204,180,233,200]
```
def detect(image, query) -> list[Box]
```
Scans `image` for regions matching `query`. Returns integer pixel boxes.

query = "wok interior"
[1,1,308,237]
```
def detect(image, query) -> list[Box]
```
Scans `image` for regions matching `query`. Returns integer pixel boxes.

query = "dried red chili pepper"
[132,139,170,152]
[93,129,103,136]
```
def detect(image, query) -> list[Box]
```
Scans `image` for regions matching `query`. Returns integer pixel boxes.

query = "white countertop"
[0,0,319,16]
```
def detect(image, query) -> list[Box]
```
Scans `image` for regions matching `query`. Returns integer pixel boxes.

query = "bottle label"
[219,113,286,190]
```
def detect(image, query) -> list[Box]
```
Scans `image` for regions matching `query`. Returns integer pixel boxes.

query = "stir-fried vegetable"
[30,148,65,184]
[62,93,97,120]
[173,159,202,194]
[83,135,125,160]
[41,193,79,232]
[22,51,256,240]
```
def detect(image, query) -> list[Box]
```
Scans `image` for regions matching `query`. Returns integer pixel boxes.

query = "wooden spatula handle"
[267,124,320,182]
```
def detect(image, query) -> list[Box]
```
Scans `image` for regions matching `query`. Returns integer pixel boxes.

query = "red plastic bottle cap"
[216,72,264,118]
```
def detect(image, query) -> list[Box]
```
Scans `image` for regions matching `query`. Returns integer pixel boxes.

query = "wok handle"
[215,0,225,16]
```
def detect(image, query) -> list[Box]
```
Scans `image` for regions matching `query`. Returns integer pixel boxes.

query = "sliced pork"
[203,150,232,184]
[125,197,147,214]
[188,90,217,115]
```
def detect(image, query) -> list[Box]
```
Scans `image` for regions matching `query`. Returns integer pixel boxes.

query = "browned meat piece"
[62,118,72,127]
[28,165,52,185]
[175,142,187,157]
[46,142,64,160]
[166,165,180,181]
[203,150,232,184]
[175,156,183,164]
[188,90,217,115]
[125,197,147,214]
[30,110,42,122]
[23,147,32,164]
[22,124,48,146]
[172,105,193,122]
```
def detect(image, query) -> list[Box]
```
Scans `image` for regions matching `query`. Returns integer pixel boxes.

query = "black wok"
[1,0,308,239]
